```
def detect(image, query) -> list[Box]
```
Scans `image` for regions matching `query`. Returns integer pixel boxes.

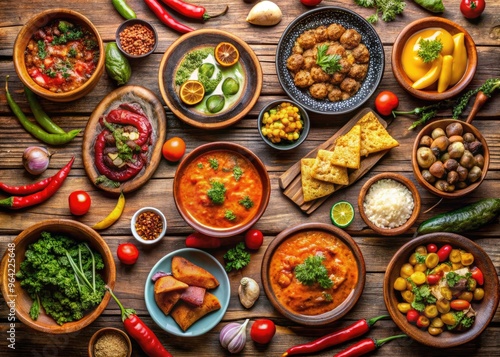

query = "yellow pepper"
[450,32,468,85]
[412,54,443,90]
[438,55,453,93]
[92,191,125,230]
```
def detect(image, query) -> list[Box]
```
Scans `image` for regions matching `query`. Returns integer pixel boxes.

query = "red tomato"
[470,266,484,285]
[245,229,264,250]
[426,274,441,285]
[460,0,485,19]
[437,244,452,262]
[68,190,91,216]
[162,137,186,162]
[250,319,276,344]
[406,309,419,324]
[374,90,399,116]
[117,243,139,265]
[450,299,471,311]
[416,315,430,328]
[300,0,322,6]
[426,243,438,253]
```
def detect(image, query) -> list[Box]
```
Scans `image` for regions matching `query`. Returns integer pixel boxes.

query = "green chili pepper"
[112,0,137,20]
[413,0,445,13]
[5,77,80,145]
[23,86,66,134]
[105,42,132,85]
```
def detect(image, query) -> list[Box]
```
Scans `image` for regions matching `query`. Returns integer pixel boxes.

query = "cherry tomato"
[416,315,430,328]
[470,266,484,285]
[406,309,419,324]
[162,137,186,162]
[245,229,264,250]
[426,274,441,285]
[374,90,399,116]
[437,244,452,262]
[450,299,471,311]
[426,243,438,253]
[460,0,485,19]
[300,0,322,6]
[250,319,276,344]
[117,243,139,265]
[68,190,91,216]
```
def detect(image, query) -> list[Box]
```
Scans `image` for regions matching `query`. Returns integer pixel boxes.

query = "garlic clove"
[238,277,260,309]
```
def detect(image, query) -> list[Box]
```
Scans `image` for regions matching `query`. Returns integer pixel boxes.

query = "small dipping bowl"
[88,327,132,357]
[116,19,158,59]
[131,207,167,244]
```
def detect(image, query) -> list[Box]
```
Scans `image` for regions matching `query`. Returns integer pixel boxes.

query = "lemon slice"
[330,201,355,228]
[214,42,239,67]
[179,80,205,105]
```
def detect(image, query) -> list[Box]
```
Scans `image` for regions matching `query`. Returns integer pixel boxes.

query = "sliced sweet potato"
[154,275,189,294]
[154,290,182,316]
[171,292,221,331]
[171,256,220,289]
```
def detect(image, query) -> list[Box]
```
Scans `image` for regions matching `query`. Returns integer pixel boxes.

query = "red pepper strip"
[107,288,172,357]
[0,157,74,209]
[185,232,222,249]
[103,108,152,146]
[160,0,228,21]
[333,334,407,357]
[143,0,194,34]
[0,176,52,195]
[282,315,389,356]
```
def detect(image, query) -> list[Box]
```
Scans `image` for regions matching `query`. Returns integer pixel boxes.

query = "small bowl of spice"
[358,173,421,236]
[116,19,158,59]
[88,327,132,357]
[131,207,167,244]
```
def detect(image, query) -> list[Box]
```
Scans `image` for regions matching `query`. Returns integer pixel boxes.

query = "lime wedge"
[330,201,355,228]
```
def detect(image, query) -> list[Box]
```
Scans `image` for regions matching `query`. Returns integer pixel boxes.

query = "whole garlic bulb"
[219,319,249,354]
[238,277,260,309]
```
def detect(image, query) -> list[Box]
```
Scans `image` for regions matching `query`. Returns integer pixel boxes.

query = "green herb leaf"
[233,166,243,181]
[239,196,254,209]
[295,255,333,289]
[224,209,236,221]
[316,44,342,75]
[208,158,219,170]
[207,181,226,205]
[224,242,251,272]
[417,38,443,63]
[415,252,427,264]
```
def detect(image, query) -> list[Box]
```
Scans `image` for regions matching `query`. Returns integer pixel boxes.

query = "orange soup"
[269,230,358,315]
[177,150,263,228]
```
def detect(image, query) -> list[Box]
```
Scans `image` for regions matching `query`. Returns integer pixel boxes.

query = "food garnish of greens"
[224,242,251,272]
[316,44,342,74]
[175,47,213,86]
[207,181,226,204]
[354,0,406,23]
[239,196,254,209]
[417,38,443,63]
[209,157,219,170]
[407,279,436,312]
[294,255,333,289]
[16,232,106,325]
[224,209,237,221]
[233,166,243,181]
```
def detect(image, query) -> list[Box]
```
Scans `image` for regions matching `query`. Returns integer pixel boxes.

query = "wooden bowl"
[88,327,132,357]
[261,222,365,326]
[412,119,489,199]
[391,17,477,101]
[358,173,421,236]
[173,142,270,238]
[0,219,116,334]
[13,8,105,102]
[383,233,500,348]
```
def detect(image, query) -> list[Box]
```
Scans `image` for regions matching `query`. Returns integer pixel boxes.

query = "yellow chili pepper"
[412,54,443,90]
[450,32,468,85]
[438,55,453,93]
[92,191,125,230]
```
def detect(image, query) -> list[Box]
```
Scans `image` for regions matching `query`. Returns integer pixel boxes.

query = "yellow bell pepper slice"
[92,192,125,230]
[412,55,443,90]
[450,33,468,86]
[438,55,454,93]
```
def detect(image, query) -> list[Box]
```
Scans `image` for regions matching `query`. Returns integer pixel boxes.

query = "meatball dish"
[286,23,370,102]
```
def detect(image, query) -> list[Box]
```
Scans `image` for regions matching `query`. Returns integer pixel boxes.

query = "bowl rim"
[257,99,311,151]
[131,206,167,244]
[88,327,132,357]
[383,232,500,348]
[261,222,366,325]
[115,18,158,58]
[358,172,421,236]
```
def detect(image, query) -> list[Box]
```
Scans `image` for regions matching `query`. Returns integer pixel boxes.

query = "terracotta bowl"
[13,8,105,102]
[0,219,116,334]
[261,222,365,326]
[384,233,499,348]
[392,17,477,101]
[173,142,270,238]
[88,327,132,357]
[412,119,489,199]
[358,173,421,236]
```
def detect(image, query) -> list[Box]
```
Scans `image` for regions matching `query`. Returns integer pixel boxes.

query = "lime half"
[330,201,355,228]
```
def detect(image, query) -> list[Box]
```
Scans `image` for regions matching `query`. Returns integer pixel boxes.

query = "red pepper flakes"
[135,211,163,240]
[119,24,155,56]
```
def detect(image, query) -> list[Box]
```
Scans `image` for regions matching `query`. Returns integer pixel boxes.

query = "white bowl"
[131,207,167,244]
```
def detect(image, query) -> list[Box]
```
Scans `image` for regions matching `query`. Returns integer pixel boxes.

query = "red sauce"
[24,19,99,93]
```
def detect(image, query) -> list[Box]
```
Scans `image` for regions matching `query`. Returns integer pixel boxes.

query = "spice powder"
[94,331,129,357]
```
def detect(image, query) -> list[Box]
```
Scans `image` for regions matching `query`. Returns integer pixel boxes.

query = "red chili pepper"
[143,0,195,33]
[107,288,172,357]
[185,232,222,249]
[282,315,389,356]
[101,106,152,147]
[470,266,484,285]
[0,176,53,195]
[333,334,407,357]
[160,0,228,21]
[0,157,74,209]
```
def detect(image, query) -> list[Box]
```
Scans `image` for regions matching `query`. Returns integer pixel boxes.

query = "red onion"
[220,319,249,354]
[22,146,51,175]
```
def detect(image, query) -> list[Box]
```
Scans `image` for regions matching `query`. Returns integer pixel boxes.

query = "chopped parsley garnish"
[407,280,436,312]
[208,158,219,170]
[197,162,203,169]
[295,255,333,289]
[445,271,470,287]
[224,242,251,272]
[417,38,443,63]
[415,252,426,264]
[233,166,243,181]
[207,181,226,204]
[224,210,236,221]
[355,0,406,23]
[68,47,77,57]
[316,44,342,74]
[239,196,254,209]
[37,41,47,59]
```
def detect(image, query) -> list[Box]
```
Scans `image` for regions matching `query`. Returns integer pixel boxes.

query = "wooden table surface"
[1,0,499,356]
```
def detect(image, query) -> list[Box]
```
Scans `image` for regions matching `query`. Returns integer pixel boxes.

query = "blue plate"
[144,248,230,337]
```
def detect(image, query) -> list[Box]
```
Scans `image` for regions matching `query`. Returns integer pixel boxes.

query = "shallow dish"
[276,6,384,115]
[383,233,499,348]
[158,29,262,129]
[88,327,132,357]
[131,207,167,244]
[358,173,421,236]
[144,248,230,337]
[261,222,365,326]
[116,18,158,59]
[0,219,116,334]
[82,85,167,195]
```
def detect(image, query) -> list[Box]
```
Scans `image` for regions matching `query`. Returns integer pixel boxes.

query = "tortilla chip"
[329,125,361,169]
[154,276,189,295]
[154,290,182,316]
[301,158,335,202]
[311,150,349,185]
[357,111,399,156]
[172,256,219,289]
[170,292,221,331]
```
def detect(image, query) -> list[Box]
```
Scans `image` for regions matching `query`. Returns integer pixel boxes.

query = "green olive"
[221,77,240,96]
[199,63,215,78]
[473,287,485,301]
[206,94,225,113]
[458,291,473,302]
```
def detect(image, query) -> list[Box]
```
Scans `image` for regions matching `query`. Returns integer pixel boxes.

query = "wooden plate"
[278,108,392,214]
[82,85,167,195]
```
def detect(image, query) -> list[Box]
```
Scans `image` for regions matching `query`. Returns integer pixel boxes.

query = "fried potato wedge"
[171,292,221,331]
[171,256,220,289]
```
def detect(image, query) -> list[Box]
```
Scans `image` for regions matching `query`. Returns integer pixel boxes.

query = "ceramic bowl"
[131,207,167,244]
[173,142,270,238]
[88,327,132,357]
[383,233,499,348]
[358,173,421,236]
[392,17,477,101]
[258,99,310,151]
[13,8,105,102]
[144,248,230,337]
[412,119,489,199]
[0,219,116,334]
[276,6,384,115]
[116,18,158,59]
[261,222,365,326]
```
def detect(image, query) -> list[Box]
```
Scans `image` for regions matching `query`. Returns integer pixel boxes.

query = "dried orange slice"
[214,42,239,67]
[179,80,205,105]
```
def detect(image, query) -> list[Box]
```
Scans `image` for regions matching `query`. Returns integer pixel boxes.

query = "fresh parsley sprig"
[316,45,342,75]
[224,242,251,272]
[355,0,405,23]
[417,38,443,63]
[295,255,333,289]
